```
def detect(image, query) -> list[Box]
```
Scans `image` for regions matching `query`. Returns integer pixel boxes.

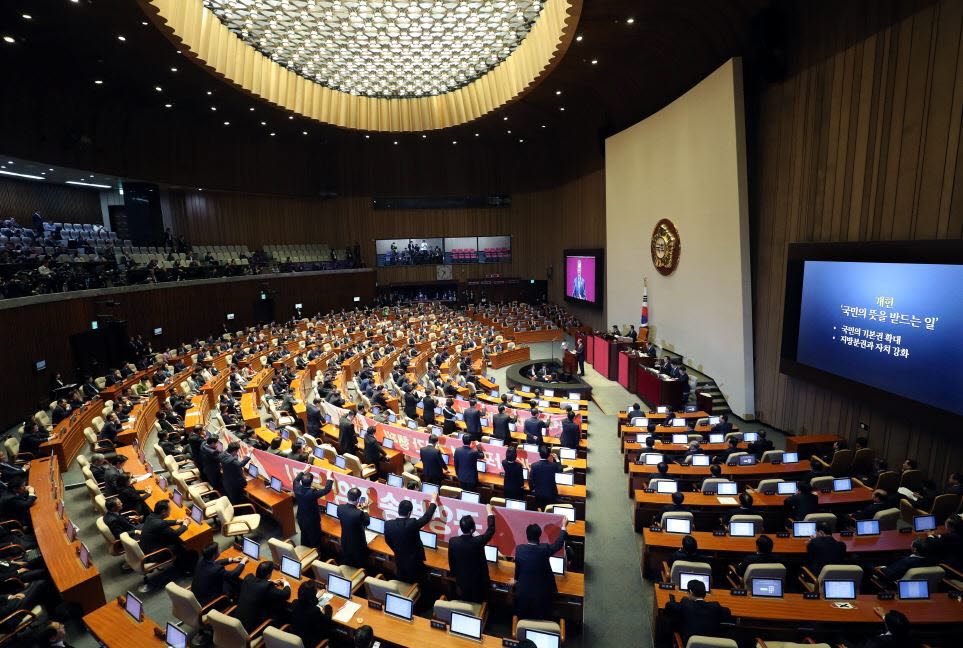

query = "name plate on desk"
[644,488,655,494]
[730,589,747,596]
[649,526,661,532]
[777,532,789,538]
[658,583,675,590]
[430,620,447,631]
[820,489,832,494]
[712,530,726,537]
[899,527,913,534]
[502,640,520,647]
[877,592,895,600]
[839,530,854,537]
[803,592,820,600]
[367,600,383,611]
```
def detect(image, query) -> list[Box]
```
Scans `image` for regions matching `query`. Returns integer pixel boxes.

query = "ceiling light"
[0,170,45,181]
[575,35,583,42]
[555,90,562,95]
[22,14,32,20]
[270,132,276,136]
[393,141,398,145]
[154,86,163,92]
[302,131,308,135]
[452,141,457,145]
[519,139,524,143]
[260,121,266,126]
[89,174,94,178]
[475,133,480,137]
[288,116,293,120]
[591,59,598,65]
[422,134,427,139]
[249,107,255,111]
[94,79,103,85]
[197,188,203,192]
[142,21,149,26]
[560,107,565,111]
[223,121,230,126]
[627,18,635,24]
[117,35,126,42]
[206,90,212,95]
[48,168,53,171]
[204,0,547,99]
[164,103,172,108]
[210,106,216,111]
[170,67,178,72]
[67,180,111,189]
[2,36,15,44]
[507,130,512,134]
[364,135,370,139]
[541,124,546,128]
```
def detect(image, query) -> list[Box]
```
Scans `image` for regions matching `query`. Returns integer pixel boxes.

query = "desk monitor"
[66,521,76,542]
[78,542,90,568]
[156,476,168,491]
[525,630,561,648]
[832,477,852,492]
[371,406,380,416]
[729,521,755,537]
[678,572,710,593]
[898,579,930,600]
[242,537,260,560]
[325,414,332,424]
[655,480,678,494]
[782,452,799,463]
[449,611,483,641]
[388,414,397,423]
[508,422,517,432]
[490,390,499,397]
[407,420,417,430]
[505,498,526,511]
[431,426,444,436]
[165,622,188,648]
[461,491,481,504]
[367,517,385,534]
[387,474,403,488]
[738,455,757,466]
[171,489,184,508]
[709,433,724,444]
[479,418,488,427]
[559,447,577,460]
[569,392,580,400]
[670,418,686,427]
[512,395,523,403]
[657,406,669,413]
[489,438,504,447]
[269,476,283,493]
[383,438,394,450]
[631,417,648,427]
[691,454,710,466]
[554,472,574,486]
[313,446,325,460]
[190,505,204,524]
[548,555,566,575]
[671,434,688,444]
[823,579,856,600]
[643,453,663,465]
[914,515,937,532]
[856,519,880,536]
[751,578,783,598]
[554,506,576,522]
[456,412,465,421]
[325,501,339,517]
[124,592,143,622]
[248,463,259,479]
[441,453,450,465]
[476,460,487,473]
[419,530,437,549]
[664,518,691,534]
[743,432,759,442]
[335,456,347,469]
[522,468,529,480]
[484,545,499,563]
[792,521,816,537]
[777,481,797,495]
[327,573,352,599]
[522,444,538,452]
[281,428,290,440]
[707,416,721,425]
[280,555,301,580]
[384,592,414,621]
[716,482,738,495]
[521,386,532,393]
[543,389,555,398]
[422,483,440,495]
[538,400,550,408]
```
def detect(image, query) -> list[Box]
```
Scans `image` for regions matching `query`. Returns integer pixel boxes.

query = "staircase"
[695,379,731,416]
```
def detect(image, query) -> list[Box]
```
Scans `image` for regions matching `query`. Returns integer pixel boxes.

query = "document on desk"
[133,474,152,484]
[716,497,738,505]
[333,600,361,623]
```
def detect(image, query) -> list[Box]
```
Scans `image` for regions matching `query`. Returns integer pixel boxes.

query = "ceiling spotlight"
[507,130,512,134]
[48,168,53,171]
[421,134,427,139]
[210,106,217,111]
[206,90,212,95]
[474,133,480,137]
[260,121,266,125]
[555,90,562,95]
[364,135,370,139]
[452,141,457,145]
[591,59,598,65]
[117,35,126,42]
[170,67,178,72]
[164,103,172,108]
[223,121,230,125]
[22,14,32,20]
[575,35,583,42]
[2,36,15,44]
[142,21,149,26]
[541,124,546,128]
[626,18,635,24]
[302,131,308,135]
[559,106,565,111]
[94,79,103,85]
[519,139,524,143]
[503,116,508,121]
[154,86,163,92]
[249,107,255,111]
[270,132,276,136]
[89,174,94,178]
[393,141,398,145]
[288,116,293,120]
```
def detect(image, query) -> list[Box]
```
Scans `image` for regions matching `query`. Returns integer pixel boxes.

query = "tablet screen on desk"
[476,460,487,473]
[678,572,710,593]
[242,537,260,560]
[461,491,480,504]
[670,418,686,427]
[691,454,710,466]
[569,392,580,400]
[738,455,757,465]
[782,452,799,463]
[124,592,143,622]
[419,530,437,549]
[554,507,576,522]
[78,543,90,568]
[387,474,403,488]
[165,622,187,648]
[664,518,691,534]
[559,447,577,460]
[832,478,852,492]
[490,390,499,397]
[171,489,183,508]
[484,545,498,563]
[716,482,738,495]
[422,483,439,495]
[548,555,565,575]
[743,432,759,442]
[823,580,856,600]
[449,611,483,641]
[367,517,385,534]
[914,515,936,532]
[856,519,880,536]
[325,502,339,517]
[489,438,504,447]
[248,464,259,479]
[525,630,561,648]
[270,476,283,493]
[792,521,816,537]
[554,472,574,486]
[506,498,526,511]
[898,579,929,600]
[509,422,517,432]
[513,395,523,403]
[388,414,397,423]
[631,417,648,427]
[456,413,464,421]
[643,453,663,465]
[655,481,677,494]
[190,505,203,524]
[66,521,77,542]
[313,446,325,460]
[729,521,755,537]
[777,481,797,495]
[327,573,352,599]
[707,416,721,425]
[709,434,724,444]
[751,578,783,598]
[335,456,346,469]
[383,438,394,449]
[280,555,301,580]
[384,592,413,620]
[671,434,688,444]
[156,477,168,491]
[441,453,450,465]
[543,389,555,398]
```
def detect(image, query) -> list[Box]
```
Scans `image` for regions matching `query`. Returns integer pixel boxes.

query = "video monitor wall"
[563,249,604,309]
[781,241,963,417]
[376,236,511,267]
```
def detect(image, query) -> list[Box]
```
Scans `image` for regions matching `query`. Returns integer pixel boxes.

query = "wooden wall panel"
[750,0,963,482]
[0,177,102,227]
[0,271,374,428]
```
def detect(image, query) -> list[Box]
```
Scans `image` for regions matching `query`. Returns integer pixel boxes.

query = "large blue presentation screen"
[797,261,963,415]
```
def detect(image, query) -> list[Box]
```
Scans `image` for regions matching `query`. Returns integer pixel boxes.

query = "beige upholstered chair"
[310,560,365,594]
[432,597,487,626]
[119,532,176,592]
[209,496,262,537]
[267,538,318,571]
[514,618,565,645]
[206,608,271,648]
[362,575,420,605]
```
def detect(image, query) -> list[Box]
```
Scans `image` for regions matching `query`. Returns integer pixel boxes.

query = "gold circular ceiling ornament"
[650,218,681,276]
[140,0,580,132]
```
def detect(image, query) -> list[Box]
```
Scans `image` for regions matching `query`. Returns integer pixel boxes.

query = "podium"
[563,350,578,376]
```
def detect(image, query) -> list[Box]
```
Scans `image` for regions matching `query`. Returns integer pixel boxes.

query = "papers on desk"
[897,487,918,501]
[317,592,335,609]
[333,600,361,623]
[133,474,152,484]
[716,497,738,505]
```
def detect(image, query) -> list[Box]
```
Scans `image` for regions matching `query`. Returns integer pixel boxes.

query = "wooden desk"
[241,392,261,427]
[509,329,564,345]
[489,346,531,369]
[83,599,164,647]
[246,477,296,538]
[627,461,812,496]
[42,398,102,472]
[635,367,683,410]
[785,434,844,455]
[29,457,107,614]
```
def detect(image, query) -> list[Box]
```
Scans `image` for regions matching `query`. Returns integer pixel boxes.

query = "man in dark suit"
[219,442,252,505]
[722,492,759,525]
[306,398,323,437]
[338,411,359,457]
[748,430,774,457]
[711,414,733,435]
[192,541,245,605]
[200,437,224,493]
[421,389,437,425]
[627,403,645,422]
[235,561,290,632]
[861,609,918,648]
[523,408,547,445]
[877,537,938,582]
[784,480,820,519]
[419,434,447,486]
[337,488,370,568]
[575,338,585,375]
[103,496,140,540]
[463,399,483,441]
[403,387,420,420]
[850,489,893,522]
[491,405,514,442]
[454,434,484,491]
[736,534,776,576]
[529,445,567,511]
[384,494,439,583]
[447,505,497,603]
[51,399,70,425]
[559,411,580,449]
[514,520,569,620]
[719,436,741,463]
[806,522,847,576]
[294,472,334,550]
[139,500,191,571]
[363,426,387,477]
[501,446,526,500]
[115,474,152,517]
[664,579,733,643]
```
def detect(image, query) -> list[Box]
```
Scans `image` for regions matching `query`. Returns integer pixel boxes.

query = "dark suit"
[51,405,69,425]
[736,552,776,576]
[491,413,512,441]
[384,504,437,583]
[560,420,580,449]
[711,422,733,434]
[422,396,436,424]
[337,503,370,568]
[294,479,333,549]
[880,553,935,581]
[139,514,186,556]
[338,417,359,456]
[448,514,496,602]
[220,453,251,504]
[502,460,525,500]
[419,445,447,485]
[118,485,151,517]
[664,596,733,642]
[306,403,323,437]
[784,492,820,519]
[200,444,224,492]
[806,535,847,575]
[192,556,243,605]
[529,459,563,509]
[403,392,420,420]
[235,574,290,632]
[514,530,567,620]
[523,417,546,445]
[454,446,483,490]
[363,434,387,469]
[103,511,138,539]
[463,408,483,440]
[289,596,332,648]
